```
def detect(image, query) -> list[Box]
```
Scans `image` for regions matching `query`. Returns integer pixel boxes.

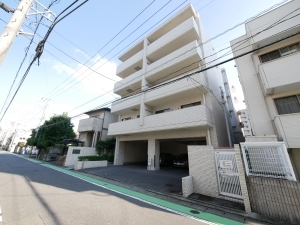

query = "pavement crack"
[38,214,46,225]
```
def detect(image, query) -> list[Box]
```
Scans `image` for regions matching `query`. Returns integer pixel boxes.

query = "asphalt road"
[0,150,243,225]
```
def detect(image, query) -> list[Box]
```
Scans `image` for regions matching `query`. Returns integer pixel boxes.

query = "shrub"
[78,155,107,161]
[107,155,114,162]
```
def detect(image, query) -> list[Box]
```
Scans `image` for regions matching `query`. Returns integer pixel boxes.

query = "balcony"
[144,74,207,107]
[146,40,203,84]
[258,52,300,94]
[274,113,300,148]
[77,117,103,132]
[116,49,143,78]
[111,94,141,114]
[147,17,199,63]
[108,105,213,136]
[113,69,142,96]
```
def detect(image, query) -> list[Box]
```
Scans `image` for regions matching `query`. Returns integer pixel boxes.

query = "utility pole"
[0,0,35,66]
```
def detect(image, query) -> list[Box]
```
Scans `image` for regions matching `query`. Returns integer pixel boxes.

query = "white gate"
[214,150,243,199]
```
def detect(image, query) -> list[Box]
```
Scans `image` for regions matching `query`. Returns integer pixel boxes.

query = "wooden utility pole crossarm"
[0,0,34,66]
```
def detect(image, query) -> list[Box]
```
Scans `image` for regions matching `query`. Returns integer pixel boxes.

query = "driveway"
[82,164,189,194]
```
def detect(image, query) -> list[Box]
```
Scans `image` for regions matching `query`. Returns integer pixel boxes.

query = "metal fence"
[240,142,296,181]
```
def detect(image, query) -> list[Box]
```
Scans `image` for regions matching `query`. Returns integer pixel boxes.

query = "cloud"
[74,48,90,59]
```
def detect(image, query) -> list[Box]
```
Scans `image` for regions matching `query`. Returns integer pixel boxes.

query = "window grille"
[259,42,300,63]
[240,142,296,181]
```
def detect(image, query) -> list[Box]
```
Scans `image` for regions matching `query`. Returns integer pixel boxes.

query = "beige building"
[108,4,231,170]
[231,0,300,178]
[78,108,118,147]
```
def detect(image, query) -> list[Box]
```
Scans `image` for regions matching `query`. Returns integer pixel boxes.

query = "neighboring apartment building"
[7,130,30,153]
[221,68,244,144]
[108,4,230,170]
[237,109,253,137]
[78,108,118,147]
[231,0,300,177]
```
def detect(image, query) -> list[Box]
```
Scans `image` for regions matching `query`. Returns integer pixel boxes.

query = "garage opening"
[123,140,148,165]
[160,137,206,168]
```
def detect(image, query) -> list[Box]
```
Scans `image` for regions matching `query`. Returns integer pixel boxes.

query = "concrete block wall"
[182,176,193,198]
[247,176,300,224]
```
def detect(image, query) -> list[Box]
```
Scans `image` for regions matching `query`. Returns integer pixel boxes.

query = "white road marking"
[0,206,2,222]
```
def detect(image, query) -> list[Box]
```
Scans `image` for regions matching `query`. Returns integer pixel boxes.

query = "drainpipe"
[220,87,232,147]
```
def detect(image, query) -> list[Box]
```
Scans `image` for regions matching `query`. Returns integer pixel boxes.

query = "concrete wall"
[65,146,97,167]
[246,176,300,224]
[123,141,148,164]
[188,145,219,197]
[79,132,93,147]
[74,160,107,170]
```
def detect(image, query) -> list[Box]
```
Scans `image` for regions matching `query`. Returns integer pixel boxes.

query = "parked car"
[160,153,175,166]
[173,154,189,167]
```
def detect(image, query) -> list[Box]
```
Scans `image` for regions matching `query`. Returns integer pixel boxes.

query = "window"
[181,101,201,109]
[122,117,131,121]
[259,42,300,63]
[274,95,300,115]
[155,108,171,114]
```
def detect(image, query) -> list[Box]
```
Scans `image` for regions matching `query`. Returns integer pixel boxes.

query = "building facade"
[231,0,300,178]
[237,109,253,137]
[78,108,118,147]
[221,68,244,144]
[108,4,231,170]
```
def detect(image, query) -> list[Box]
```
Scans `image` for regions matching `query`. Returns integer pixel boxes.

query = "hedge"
[78,155,106,161]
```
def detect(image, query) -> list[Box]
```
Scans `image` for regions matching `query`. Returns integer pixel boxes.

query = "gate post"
[234,144,252,214]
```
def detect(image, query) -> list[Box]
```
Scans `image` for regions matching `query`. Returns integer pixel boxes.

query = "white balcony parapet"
[116,49,143,78]
[77,117,103,132]
[147,17,199,59]
[108,105,212,136]
[111,94,141,114]
[274,113,300,148]
[258,52,300,94]
[114,69,142,94]
[146,40,202,80]
[144,74,207,104]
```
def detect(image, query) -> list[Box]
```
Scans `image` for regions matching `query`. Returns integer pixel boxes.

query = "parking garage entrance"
[160,137,207,168]
[122,140,148,165]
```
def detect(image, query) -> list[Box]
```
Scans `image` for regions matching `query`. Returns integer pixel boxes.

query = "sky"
[0,0,289,137]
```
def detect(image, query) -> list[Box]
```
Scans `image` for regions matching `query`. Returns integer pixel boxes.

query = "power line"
[27,4,300,123]
[0,0,89,123]
[0,0,60,117]
[30,0,158,101]
[45,0,180,100]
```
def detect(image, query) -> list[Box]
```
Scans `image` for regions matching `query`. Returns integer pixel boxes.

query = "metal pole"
[0,0,34,66]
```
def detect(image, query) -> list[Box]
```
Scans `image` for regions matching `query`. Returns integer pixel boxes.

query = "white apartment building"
[108,4,230,170]
[221,68,244,144]
[237,109,253,137]
[78,108,118,147]
[231,0,300,178]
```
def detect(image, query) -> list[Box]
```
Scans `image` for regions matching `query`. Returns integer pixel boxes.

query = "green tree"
[96,138,116,155]
[27,113,76,153]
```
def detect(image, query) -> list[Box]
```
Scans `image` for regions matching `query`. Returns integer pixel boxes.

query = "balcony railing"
[146,40,202,82]
[114,69,142,95]
[108,105,212,136]
[77,117,103,132]
[111,94,141,114]
[147,17,200,62]
[274,113,300,148]
[144,74,206,106]
[258,52,300,94]
[116,49,143,78]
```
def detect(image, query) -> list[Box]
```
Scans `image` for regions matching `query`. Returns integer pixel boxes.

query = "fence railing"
[240,142,296,181]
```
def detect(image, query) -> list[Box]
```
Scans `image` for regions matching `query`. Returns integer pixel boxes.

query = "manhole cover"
[190,210,200,214]
[165,183,175,187]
